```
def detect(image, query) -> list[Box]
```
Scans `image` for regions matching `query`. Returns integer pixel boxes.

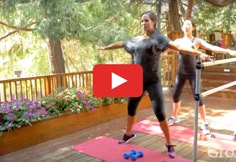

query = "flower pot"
[0,95,151,155]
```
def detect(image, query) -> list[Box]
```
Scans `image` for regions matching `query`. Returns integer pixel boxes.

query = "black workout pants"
[127,81,166,122]
[172,75,204,106]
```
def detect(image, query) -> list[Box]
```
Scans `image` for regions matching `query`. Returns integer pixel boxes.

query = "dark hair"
[187,19,197,37]
[141,11,157,28]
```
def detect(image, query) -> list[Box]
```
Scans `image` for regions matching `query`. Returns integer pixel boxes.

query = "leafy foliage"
[40,87,101,116]
[1,0,139,42]
[194,1,236,34]
[0,32,49,79]
[0,0,142,76]
[39,86,124,116]
[73,0,140,45]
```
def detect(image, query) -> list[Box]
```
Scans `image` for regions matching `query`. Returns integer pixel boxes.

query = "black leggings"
[172,75,204,106]
[127,81,166,122]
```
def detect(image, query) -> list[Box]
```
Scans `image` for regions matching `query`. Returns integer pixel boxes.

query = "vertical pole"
[193,59,202,162]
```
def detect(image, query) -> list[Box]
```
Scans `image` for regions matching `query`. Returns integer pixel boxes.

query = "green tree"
[0,0,138,75]
[194,1,236,34]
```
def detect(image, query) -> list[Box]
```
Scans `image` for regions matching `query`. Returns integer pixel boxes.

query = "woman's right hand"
[96,46,106,50]
[96,42,123,50]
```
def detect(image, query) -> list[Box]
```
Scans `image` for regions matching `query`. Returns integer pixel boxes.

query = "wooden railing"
[161,53,176,87]
[0,71,93,102]
[0,55,176,102]
[211,53,236,66]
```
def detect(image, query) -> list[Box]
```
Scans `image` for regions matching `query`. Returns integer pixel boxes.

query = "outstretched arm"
[98,42,123,50]
[227,49,236,56]
[167,40,212,61]
[199,39,228,54]
[199,39,236,57]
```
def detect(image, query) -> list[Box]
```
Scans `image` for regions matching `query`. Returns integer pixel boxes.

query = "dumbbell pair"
[123,149,144,161]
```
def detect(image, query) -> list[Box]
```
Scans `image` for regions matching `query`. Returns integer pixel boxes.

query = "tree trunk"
[186,0,194,19]
[167,0,182,32]
[48,38,65,74]
[167,0,183,41]
[167,0,184,86]
[204,0,234,7]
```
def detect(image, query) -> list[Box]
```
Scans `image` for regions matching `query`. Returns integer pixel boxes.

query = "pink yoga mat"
[72,136,190,162]
[133,120,236,150]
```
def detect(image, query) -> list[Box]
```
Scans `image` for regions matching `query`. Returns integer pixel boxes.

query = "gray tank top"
[178,37,196,76]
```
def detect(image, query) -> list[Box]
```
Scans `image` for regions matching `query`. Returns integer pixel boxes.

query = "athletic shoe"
[201,123,210,135]
[168,117,180,126]
[118,133,136,144]
[166,144,176,158]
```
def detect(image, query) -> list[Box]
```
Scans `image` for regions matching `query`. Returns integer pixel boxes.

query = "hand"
[226,49,236,56]
[199,52,214,62]
[96,46,106,50]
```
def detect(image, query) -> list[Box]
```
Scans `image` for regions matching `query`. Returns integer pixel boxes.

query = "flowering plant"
[0,86,127,133]
[40,87,101,116]
[39,87,123,116]
[0,99,48,131]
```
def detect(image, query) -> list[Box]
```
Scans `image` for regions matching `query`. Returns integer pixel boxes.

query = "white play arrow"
[111,72,127,89]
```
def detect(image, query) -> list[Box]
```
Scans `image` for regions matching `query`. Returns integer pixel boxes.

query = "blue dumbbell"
[130,151,144,161]
[123,149,136,159]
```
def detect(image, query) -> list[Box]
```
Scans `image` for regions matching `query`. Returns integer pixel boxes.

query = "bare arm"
[168,40,211,60]
[227,49,236,56]
[198,39,227,54]
[98,42,123,50]
[199,38,236,56]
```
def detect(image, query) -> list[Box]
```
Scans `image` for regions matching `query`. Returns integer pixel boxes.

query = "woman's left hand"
[199,52,214,62]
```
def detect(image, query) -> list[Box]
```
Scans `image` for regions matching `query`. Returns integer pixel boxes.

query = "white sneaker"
[200,124,210,135]
[168,117,180,126]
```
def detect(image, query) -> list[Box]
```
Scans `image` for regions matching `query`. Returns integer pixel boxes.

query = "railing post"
[45,76,51,96]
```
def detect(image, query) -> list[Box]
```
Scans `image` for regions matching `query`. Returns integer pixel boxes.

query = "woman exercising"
[98,11,211,158]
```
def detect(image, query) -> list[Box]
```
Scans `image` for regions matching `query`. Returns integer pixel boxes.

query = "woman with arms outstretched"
[99,11,211,158]
[168,20,236,135]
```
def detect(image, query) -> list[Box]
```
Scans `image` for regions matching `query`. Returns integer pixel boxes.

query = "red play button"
[93,64,143,97]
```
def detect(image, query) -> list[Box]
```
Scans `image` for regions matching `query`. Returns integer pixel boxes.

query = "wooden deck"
[0,90,236,162]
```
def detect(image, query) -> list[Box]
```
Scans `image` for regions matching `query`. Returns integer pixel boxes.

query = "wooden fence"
[0,55,176,102]
[0,71,93,102]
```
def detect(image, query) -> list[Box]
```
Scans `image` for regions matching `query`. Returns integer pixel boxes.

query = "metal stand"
[193,59,203,162]
[192,57,236,161]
